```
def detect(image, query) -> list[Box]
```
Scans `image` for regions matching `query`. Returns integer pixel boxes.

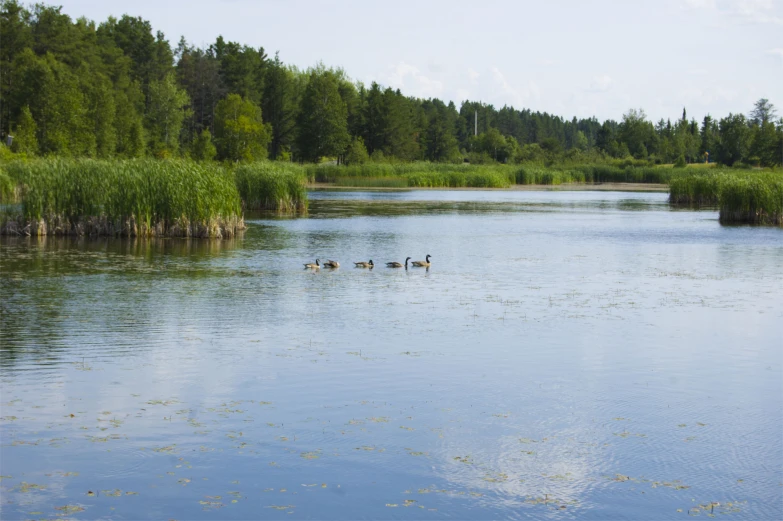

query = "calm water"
[1,190,782,520]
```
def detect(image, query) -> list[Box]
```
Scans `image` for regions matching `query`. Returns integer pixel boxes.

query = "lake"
[1,189,781,520]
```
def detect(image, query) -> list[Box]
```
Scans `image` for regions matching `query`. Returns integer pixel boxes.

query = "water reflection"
[0,190,781,520]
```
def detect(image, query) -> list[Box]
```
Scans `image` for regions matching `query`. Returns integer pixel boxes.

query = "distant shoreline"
[307,182,669,193]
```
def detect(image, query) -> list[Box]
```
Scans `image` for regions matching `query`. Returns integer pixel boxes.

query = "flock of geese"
[304,255,431,270]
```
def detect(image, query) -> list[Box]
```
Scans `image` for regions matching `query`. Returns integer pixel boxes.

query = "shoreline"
[307,182,669,192]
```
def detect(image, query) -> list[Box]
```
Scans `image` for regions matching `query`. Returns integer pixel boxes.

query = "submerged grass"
[2,159,244,237]
[234,162,308,212]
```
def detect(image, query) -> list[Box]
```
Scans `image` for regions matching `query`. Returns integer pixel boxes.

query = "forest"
[1,0,781,168]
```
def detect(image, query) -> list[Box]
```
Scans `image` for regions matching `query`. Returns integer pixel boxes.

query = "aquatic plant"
[1,159,244,237]
[668,169,782,225]
[234,162,308,212]
[718,173,783,225]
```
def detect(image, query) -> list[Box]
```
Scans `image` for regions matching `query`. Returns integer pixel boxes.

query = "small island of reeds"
[0,159,310,238]
[669,170,783,225]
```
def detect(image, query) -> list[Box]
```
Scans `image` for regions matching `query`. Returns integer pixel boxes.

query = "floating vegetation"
[687,501,745,516]
[453,455,474,464]
[54,505,85,514]
[300,450,321,460]
[234,162,307,212]
[1,159,244,237]
[17,482,46,493]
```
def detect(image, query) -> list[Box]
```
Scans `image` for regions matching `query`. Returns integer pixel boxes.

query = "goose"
[386,257,411,268]
[304,259,320,269]
[354,260,374,268]
[411,254,431,267]
[323,260,340,268]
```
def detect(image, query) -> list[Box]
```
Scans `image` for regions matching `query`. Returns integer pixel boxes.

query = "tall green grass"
[1,159,244,237]
[668,170,783,225]
[308,162,514,188]
[234,162,308,212]
[0,166,15,203]
[309,161,675,188]
[718,173,782,225]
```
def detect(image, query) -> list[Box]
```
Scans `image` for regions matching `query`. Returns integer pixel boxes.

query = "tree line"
[1,1,781,167]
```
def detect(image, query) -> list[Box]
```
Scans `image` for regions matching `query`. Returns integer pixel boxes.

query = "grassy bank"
[668,170,782,225]
[307,162,678,188]
[1,159,244,237]
[235,162,308,212]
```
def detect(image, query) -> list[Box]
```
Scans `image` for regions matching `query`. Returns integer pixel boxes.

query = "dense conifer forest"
[1,1,780,167]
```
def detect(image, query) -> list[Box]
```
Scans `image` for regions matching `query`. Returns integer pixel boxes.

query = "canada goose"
[354,260,374,268]
[323,260,340,268]
[386,257,411,268]
[304,259,320,269]
[411,254,431,267]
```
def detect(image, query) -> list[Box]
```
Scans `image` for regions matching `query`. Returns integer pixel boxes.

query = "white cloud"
[455,88,471,102]
[682,0,716,8]
[467,68,480,83]
[682,0,783,24]
[689,68,709,75]
[587,75,614,92]
[490,67,539,108]
[767,48,783,66]
[386,61,443,98]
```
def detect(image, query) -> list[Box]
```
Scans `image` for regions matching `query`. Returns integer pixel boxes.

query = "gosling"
[354,260,374,268]
[323,260,340,268]
[386,257,411,268]
[304,259,320,269]
[411,254,431,267]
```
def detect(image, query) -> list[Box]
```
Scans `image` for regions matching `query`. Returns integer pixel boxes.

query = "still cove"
[1,190,781,520]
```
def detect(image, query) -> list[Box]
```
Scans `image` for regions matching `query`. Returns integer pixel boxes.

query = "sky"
[51,0,783,124]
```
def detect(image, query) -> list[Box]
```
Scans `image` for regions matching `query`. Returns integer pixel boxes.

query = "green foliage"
[190,129,217,162]
[213,94,270,162]
[719,173,782,225]
[234,162,307,211]
[716,114,751,166]
[296,68,350,162]
[11,105,38,155]
[146,72,189,156]
[307,162,513,188]
[0,165,16,202]
[3,158,243,236]
[674,155,687,168]
[345,137,369,165]
[669,169,783,225]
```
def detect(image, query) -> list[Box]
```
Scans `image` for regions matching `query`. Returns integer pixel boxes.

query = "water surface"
[1,190,781,520]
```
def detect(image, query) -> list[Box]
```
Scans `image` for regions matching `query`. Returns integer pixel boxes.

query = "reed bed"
[1,159,244,237]
[234,162,308,212]
[0,166,15,203]
[668,172,723,205]
[668,170,782,225]
[333,176,408,188]
[311,162,674,188]
[515,164,673,185]
[718,173,782,225]
[406,170,513,188]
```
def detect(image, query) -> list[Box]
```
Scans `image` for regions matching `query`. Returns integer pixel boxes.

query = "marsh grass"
[1,159,244,237]
[310,162,675,188]
[333,177,408,188]
[668,169,783,225]
[718,173,783,225]
[0,166,15,203]
[234,162,308,212]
